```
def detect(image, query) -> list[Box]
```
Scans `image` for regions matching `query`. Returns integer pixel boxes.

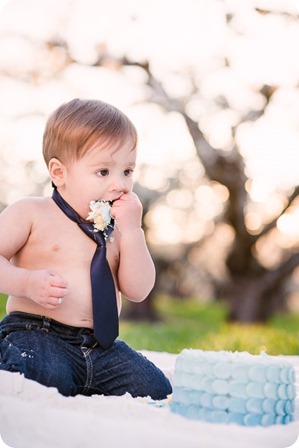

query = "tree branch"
[251,185,299,243]
[263,251,299,291]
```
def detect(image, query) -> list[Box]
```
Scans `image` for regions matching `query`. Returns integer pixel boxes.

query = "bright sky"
[1,0,299,246]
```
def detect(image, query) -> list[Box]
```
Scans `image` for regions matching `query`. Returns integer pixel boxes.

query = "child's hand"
[25,270,69,310]
[110,192,143,234]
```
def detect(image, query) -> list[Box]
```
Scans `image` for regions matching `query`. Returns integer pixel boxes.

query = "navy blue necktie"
[52,187,119,349]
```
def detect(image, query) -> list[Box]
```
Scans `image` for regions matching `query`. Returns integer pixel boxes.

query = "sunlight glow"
[277,208,299,241]
[1,0,299,247]
[0,0,11,10]
[245,212,263,235]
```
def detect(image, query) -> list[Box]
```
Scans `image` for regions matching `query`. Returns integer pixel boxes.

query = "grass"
[119,295,299,355]
[120,297,226,353]
[1,293,299,355]
[0,293,6,317]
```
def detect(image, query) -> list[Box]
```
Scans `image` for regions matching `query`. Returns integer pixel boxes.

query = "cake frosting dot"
[261,414,276,427]
[231,364,249,381]
[229,382,248,399]
[277,384,288,400]
[262,398,276,414]
[213,362,232,379]
[246,398,263,414]
[264,382,278,399]
[266,365,281,383]
[200,392,213,408]
[246,382,265,399]
[212,395,229,410]
[248,364,266,382]
[287,384,296,400]
[228,396,247,413]
[213,379,230,395]
[280,368,290,384]
[275,400,286,416]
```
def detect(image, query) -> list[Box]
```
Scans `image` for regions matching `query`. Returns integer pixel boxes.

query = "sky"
[0,0,299,247]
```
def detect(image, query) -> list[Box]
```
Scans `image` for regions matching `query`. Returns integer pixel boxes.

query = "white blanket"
[0,351,298,448]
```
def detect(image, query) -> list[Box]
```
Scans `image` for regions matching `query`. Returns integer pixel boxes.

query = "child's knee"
[131,359,172,399]
[147,371,172,400]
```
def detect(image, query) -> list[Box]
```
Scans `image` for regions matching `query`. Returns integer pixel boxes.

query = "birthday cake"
[171,349,296,426]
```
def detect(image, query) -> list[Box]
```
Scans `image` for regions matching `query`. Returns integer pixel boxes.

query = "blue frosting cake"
[171,349,296,426]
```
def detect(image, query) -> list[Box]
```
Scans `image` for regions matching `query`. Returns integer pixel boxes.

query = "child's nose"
[110,176,126,192]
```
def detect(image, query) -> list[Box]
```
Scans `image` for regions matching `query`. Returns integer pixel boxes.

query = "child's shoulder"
[2,196,52,217]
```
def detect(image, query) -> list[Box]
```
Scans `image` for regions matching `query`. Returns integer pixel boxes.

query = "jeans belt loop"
[42,317,51,332]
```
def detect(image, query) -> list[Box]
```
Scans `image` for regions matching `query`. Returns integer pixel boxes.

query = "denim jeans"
[0,312,172,399]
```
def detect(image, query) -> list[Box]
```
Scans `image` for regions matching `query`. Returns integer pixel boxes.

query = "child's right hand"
[25,270,69,310]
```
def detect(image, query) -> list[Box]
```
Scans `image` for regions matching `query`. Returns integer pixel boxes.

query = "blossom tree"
[1,0,299,322]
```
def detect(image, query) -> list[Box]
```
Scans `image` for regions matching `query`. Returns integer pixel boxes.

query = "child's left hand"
[110,192,142,234]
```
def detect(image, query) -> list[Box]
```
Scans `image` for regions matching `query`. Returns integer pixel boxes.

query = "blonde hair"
[43,98,137,166]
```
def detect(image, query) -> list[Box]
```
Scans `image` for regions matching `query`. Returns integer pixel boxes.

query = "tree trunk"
[223,276,282,322]
[121,292,159,321]
[222,252,299,322]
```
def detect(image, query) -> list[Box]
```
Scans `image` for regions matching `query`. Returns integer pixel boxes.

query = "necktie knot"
[52,187,114,247]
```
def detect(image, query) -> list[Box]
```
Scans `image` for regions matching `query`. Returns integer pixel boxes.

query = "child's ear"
[48,158,66,187]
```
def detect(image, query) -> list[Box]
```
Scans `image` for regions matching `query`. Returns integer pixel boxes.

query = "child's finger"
[49,272,68,288]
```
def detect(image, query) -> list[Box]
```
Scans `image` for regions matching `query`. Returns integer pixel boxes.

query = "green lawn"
[0,294,6,318]
[120,297,226,353]
[120,296,299,355]
[1,293,299,355]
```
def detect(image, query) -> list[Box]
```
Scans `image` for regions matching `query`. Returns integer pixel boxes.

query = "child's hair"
[43,98,137,166]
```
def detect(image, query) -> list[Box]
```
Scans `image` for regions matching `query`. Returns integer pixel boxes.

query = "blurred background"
[1,0,299,354]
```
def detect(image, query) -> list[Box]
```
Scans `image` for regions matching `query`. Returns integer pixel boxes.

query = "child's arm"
[111,192,155,301]
[0,199,68,309]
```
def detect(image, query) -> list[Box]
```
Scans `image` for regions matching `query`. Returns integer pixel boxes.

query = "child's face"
[62,138,136,219]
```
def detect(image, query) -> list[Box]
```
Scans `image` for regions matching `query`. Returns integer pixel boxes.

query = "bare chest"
[28,218,92,265]
[14,205,119,273]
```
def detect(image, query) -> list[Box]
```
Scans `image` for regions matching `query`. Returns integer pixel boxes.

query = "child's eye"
[97,169,109,177]
[124,169,133,177]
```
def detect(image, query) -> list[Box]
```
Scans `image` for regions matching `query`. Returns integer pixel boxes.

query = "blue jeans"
[0,312,172,399]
